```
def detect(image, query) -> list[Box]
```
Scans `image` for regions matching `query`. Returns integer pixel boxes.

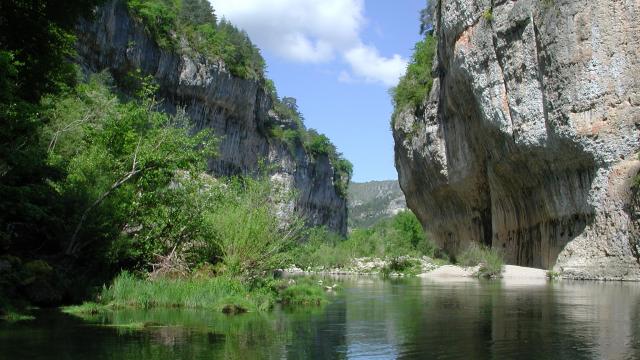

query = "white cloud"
[211,0,407,86]
[344,44,407,87]
[212,0,363,63]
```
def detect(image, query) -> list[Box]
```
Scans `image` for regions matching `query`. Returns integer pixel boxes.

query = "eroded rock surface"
[393,0,640,279]
[75,0,348,234]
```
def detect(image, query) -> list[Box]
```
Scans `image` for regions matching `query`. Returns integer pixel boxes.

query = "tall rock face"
[75,0,348,235]
[393,0,640,279]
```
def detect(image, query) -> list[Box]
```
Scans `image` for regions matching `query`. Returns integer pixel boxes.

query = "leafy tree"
[179,0,216,26]
[0,0,105,257]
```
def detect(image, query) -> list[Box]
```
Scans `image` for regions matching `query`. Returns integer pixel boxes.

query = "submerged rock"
[393,0,640,279]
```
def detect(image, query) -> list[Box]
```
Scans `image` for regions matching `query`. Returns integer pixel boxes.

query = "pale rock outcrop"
[393,0,640,279]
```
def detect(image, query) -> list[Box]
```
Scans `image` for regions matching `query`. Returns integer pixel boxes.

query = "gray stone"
[393,0,640,279]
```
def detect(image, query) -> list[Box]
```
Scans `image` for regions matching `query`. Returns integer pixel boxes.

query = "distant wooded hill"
[348,180,407,229]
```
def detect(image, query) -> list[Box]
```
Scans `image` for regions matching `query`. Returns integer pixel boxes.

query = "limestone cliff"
[76,0,348,235]
[393,0,640,279]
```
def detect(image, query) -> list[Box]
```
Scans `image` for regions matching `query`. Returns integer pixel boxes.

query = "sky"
[211,0,426,182]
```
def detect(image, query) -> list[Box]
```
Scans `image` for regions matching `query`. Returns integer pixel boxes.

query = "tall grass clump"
[203,178,305,281]
[99,272,274,313]
[457,243,504,278]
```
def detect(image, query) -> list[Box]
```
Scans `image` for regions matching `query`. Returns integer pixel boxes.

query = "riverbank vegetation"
[457,243,504,278]
[291,211,442,272]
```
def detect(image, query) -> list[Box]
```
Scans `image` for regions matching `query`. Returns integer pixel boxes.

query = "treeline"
[128,0,265,79]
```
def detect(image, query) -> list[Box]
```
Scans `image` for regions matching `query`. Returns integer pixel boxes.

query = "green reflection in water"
[1,277,639,359]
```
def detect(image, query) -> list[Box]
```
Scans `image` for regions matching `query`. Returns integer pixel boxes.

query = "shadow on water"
[1,277,639,359]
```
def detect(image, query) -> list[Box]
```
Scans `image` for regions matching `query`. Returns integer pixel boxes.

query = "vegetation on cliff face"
[390,34,437,126]
[348,180,407,229]
[125,0,353,198]
[267,95,353,198]
[127,0,265,79]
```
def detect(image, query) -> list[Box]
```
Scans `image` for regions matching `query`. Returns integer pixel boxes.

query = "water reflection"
[0,278,639,359]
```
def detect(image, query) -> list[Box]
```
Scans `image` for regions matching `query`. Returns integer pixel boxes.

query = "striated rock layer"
[76,0,348,235]
[393,0,640,279]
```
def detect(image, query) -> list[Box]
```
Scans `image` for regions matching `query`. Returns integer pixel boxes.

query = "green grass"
[457,243,504,278]
[278,281,327,306]
[61,302,111,315]
[65,272,331,316]
[0,311,35,322]
[98,272,274,313]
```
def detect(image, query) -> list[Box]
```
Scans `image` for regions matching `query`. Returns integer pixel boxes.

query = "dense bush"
[390,34,437,126]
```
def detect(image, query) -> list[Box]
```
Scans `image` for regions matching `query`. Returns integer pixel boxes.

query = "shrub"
[457,243,504,278]
[278,281,327,306]
[291,211,439,271]
[202,178,305,281]
[482,9,494,23]
[390,34,437,126]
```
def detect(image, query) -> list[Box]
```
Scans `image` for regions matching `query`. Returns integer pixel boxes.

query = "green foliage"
[42,73,216,263]
[380,257,421,277]
[390,34,437,126]
[126,0,265,79]
[457,243,504,278]
[127,0,178,49]
[292,211,438,270]
[482,8,494,23]
[307,132,334,157]
[200,178,305,281]
[98,271,275,312]
[278,280,327,306]
[269,97,352,199]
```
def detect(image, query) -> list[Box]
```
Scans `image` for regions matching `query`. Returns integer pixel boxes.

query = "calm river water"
[1,277,639,359]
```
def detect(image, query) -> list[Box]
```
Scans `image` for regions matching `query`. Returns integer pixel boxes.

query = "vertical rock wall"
[393,0,640,279]
[76,0,348,235]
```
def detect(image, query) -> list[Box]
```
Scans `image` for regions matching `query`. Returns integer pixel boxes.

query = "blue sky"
[212,0,425,182]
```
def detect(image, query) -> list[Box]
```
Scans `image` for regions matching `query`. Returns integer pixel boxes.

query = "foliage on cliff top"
[126,0,265,79]
[390,34,437,127]
[267,95,353,198]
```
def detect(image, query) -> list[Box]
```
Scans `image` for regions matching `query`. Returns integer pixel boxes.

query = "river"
[1,276,639,359]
